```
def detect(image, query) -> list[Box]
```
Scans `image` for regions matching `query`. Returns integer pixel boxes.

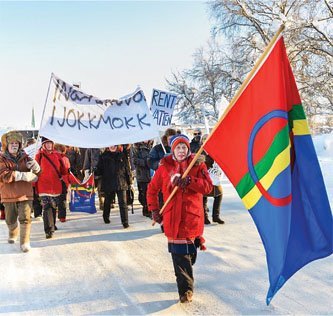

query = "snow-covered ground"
[1,134,332,315]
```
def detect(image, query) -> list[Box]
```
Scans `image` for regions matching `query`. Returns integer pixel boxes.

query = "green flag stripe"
[236,125,290,198]
[289,104,306,120]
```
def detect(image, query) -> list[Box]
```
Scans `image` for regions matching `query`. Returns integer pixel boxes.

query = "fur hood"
[1,131,23,152]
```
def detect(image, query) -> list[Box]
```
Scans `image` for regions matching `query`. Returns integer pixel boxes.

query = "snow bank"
[313,132,333,160]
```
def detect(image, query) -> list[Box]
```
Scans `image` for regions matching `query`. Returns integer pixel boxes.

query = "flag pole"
[34,73,53,156]
[157,24,285,217]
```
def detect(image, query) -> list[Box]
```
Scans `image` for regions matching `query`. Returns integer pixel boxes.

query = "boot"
[204,212,211,225]
[203,196,210,224]
[119,205,129,228]
[213,217,225,224]
[180,290,193,303]
[212,195,224,224]
[8,223,19,243]
[20,223,31,246]
[99,196,105,211]
[142,206,150,217]
[20,243,31,253]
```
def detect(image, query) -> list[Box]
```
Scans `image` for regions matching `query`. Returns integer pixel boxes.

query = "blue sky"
[0,1,212,128]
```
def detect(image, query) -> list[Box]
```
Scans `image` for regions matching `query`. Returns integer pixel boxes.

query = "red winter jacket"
[35,149,68,195]
[147,154,213,239]
[60,153,71,187]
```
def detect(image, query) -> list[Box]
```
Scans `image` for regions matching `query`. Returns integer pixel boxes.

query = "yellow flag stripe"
[293,119,310,135]
[242,144,291,210]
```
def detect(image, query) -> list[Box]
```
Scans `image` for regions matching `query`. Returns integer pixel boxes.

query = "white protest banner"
[39,74,159,148]
[150,89,177,130]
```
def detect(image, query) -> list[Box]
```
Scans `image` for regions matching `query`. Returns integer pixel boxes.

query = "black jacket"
[132,143,151,183]
[95,150,132,192]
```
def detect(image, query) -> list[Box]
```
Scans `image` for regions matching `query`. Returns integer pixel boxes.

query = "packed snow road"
[0,180,332,315]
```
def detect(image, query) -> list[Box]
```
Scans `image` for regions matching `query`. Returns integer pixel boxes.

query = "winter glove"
[26,159,41,174]
[151,209,163,224]
[171,173,191,189]
[15,171,38,183]
[194,236,206,251]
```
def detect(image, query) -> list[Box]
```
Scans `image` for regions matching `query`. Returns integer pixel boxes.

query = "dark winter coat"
[147,154,213,239]
[95,150,132,192]
[66,147,83,178]
[147,143,171,170]
[132,143,151,183]
[83,148,101,172]
[190,138,201,153]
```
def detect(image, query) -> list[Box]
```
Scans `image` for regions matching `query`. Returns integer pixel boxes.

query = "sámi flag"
[203,32,332,304]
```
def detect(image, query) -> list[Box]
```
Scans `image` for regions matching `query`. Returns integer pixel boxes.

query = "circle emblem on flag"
[248,110,292,207]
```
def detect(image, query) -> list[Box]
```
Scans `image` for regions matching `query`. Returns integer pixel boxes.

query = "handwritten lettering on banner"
[150,89,177,129]
[39,74,159,148]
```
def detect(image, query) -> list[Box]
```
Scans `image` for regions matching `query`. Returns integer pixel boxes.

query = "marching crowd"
[0,127,225,303]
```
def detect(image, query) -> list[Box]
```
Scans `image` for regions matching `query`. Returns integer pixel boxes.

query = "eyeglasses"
[193,133,201,136]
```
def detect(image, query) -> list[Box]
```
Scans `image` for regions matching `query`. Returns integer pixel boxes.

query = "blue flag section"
[265,134,333,303]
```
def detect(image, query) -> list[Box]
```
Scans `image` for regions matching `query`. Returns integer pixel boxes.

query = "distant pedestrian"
[201,134,224,225]
[54,143,71,222]
[95,145,132,228]
[190,128,202,153]
[132,140,152,217]
[35,137,68,239]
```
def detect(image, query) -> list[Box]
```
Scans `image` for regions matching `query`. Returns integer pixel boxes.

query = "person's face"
[43,141,53,151]
[173,143,189,161]
[8,141,20,156]
[109,145,117,152]
[193,131,201,142]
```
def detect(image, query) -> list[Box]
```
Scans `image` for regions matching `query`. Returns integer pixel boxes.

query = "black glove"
[152,209,162,224]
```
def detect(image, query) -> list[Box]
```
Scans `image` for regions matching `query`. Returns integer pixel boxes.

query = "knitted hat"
[170,134,190,153]
[41,136,54,145]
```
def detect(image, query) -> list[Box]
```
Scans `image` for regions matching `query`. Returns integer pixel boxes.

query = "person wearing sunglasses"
[190,128,202,153]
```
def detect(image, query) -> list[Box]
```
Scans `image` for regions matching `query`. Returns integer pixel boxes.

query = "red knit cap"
[170,134,190,152]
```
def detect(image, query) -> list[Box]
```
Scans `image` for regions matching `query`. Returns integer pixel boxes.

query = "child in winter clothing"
[0,131,41,252]
[147,134,213,303]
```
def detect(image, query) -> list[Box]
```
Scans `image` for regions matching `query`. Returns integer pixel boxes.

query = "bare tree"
[167,0,332,125]
[210,0,333,117]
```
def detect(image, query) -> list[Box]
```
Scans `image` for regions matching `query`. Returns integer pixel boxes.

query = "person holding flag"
[147,134,212,303]
[164,25,332,304]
